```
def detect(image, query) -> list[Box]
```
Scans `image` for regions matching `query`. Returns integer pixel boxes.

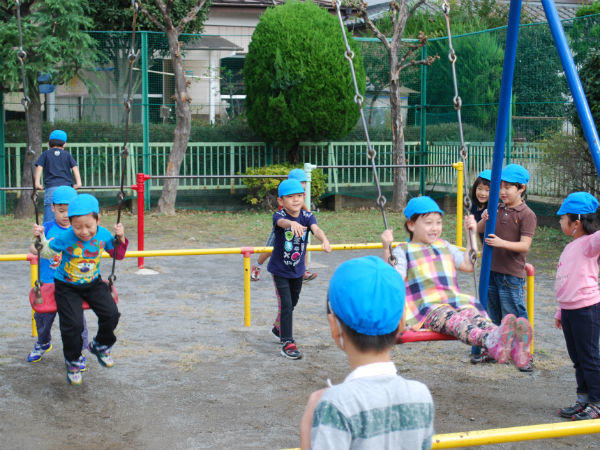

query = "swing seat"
[396,329,458,344]
[29,281,119,314]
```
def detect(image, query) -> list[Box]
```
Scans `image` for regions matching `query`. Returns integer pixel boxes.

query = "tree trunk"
[287,142,300,164]
[389,56,408,212]
[158,31,192,215]
[14,93,43,219]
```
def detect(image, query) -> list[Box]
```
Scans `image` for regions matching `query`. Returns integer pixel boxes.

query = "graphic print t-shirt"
[49,226,115,284]
[267,209,316,278]
[39,221,70,283]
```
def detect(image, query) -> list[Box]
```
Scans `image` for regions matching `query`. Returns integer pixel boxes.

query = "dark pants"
[273,275,303,342]
[487,271,528,325]
[34,310,89,350]
[55,278,120,362]
[562,303,600,402]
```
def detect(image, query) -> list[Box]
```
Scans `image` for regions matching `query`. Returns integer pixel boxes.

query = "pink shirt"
[554,230,600,320]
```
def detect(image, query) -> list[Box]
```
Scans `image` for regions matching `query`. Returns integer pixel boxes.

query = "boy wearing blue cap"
[299,256,434,450]
[554,192,600,420]
[251,168,318,283]
[477,163,536,371]
[268,179,331,359]
[27,186,88,367]
[33,193,128,385]
[34,130,82,223]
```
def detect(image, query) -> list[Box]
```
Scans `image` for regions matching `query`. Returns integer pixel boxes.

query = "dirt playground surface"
[1,231,599,449]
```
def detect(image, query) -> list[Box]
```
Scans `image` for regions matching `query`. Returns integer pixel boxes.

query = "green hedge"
[242,164,326,210]
[3,117,261,143]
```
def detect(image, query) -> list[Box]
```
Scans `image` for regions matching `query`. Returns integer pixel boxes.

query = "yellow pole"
[242,249,252,327]
[282,420,600,450]
[526,263,535,353]
[29,255,38,338]
[453,162,464,247]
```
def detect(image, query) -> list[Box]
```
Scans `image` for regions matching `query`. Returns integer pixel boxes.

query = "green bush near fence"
[242,165,326,210]
[3,117,261,143]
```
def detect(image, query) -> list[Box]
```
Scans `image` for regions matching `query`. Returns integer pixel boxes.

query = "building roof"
[182,36,243,51]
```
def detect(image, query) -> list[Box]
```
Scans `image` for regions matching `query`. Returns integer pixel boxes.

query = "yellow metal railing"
[282,419,600,450]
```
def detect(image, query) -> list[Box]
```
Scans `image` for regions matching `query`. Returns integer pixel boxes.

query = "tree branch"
[351,0,391,52]
[176,0,209,34]
[398,31,427,66]
[139,2,165,31]
[398,54,439,73]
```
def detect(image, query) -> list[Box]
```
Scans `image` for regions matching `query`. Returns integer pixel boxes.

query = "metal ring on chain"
[377,195,387,208]
[17,49,26,60]
[442,2,450,15]
[448,51,456,63]
[367,147,376,159]
[453,96,462,110]
[345,49,354,60]
[354,93,363,105]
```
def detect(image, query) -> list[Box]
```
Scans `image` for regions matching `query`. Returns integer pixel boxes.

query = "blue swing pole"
[541,0,600,176]
[478,0,523,307]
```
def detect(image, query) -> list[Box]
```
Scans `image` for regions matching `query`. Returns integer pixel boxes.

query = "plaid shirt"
[399,240,485,329]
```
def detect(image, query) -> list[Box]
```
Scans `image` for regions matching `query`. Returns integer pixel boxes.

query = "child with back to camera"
[477,164,537,372]
[27,185,88,369]
[300,256,434,450]
[33,194,128,385]
[469,169,491,363]
[381,196,533,368]
[554,192,600,421]
[267,179,331,360]
[34,130,82,223]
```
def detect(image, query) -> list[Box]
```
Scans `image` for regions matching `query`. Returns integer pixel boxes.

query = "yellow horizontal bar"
[0,242,398,262]
[282,420,600,450]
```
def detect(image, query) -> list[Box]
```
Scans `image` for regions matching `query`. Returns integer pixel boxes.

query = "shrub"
[242,164,327,210]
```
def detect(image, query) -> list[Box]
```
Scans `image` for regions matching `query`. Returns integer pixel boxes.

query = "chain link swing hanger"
[442,1,479,280]
[334,0,395,264]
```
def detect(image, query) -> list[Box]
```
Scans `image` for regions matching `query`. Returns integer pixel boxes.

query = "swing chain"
[443,0,479,296]
[334,0,396,265]
[15,0,43,300]
[108,0,139,288]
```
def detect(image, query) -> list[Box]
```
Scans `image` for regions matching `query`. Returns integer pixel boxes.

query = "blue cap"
[403,196,444,219]
[68,194,99,217]
[49,129,67,143]
[557,192,599,216]
[52,186,78,205]
[328,256,405,336]
[501,164,529,184]
[288,168,308,182]
[278,179,304,197]
[478,169,492,181]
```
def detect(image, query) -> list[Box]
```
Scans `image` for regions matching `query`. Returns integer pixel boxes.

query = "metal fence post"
[420,45,428,195]
[141,31,151,209]
[0,91,5,215]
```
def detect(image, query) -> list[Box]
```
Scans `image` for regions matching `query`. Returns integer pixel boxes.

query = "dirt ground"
[1,230,599,449]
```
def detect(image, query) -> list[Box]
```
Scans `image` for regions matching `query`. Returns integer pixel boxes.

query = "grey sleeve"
[391,245,407,279]
[446,241,466,268]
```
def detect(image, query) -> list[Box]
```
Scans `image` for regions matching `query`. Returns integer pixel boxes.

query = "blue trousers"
[43,186,58,223]
[562,303,600,402]
[486,271,528,326]
[34,310,89,350]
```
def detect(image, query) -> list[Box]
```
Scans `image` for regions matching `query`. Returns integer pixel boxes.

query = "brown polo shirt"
[490,201,537,278]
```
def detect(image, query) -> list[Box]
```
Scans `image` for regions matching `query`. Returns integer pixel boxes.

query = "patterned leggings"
[424,306,496,347]
[272,276,281,329]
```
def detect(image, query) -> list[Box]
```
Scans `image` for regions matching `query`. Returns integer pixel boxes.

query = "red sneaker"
[303,271,317,282]
[250,265,261,281]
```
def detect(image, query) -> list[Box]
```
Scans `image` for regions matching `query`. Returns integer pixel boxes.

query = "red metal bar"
[132,173,151,269]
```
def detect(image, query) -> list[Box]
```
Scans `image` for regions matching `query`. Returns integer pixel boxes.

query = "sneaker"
[484,314,516,364]
[518,357,534,373]
[251,265,261,281]
[27,342,52,362]
[65,360,83,386]
[470,351,496,364]
[572,403,600,420]
[302,271,317,282]
[88,340,114,368]
[271,326,280,341]
[510,317,533,369]
[281,340,302,360]
[559,401,587,418]
[78,355,87,372]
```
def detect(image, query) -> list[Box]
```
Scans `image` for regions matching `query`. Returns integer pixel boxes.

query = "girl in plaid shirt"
[381,196,532,369]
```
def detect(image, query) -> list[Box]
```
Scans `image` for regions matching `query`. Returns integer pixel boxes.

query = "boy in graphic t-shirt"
[267,179,331,360]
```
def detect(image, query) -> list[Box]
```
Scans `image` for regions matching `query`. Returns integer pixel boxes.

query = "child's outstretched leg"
[27,312,56,362]
[86,279,121,368]
[510,317,533,369]
[271,275,282,341]
[483,314,517,364]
